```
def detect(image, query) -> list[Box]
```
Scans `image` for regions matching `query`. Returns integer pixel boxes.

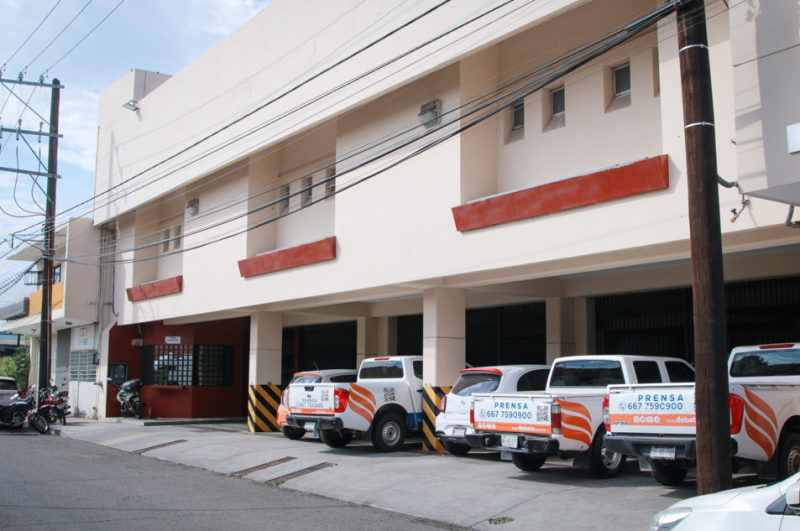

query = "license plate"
[304,422,316,431]
[501,435,518,449]
[651,446,676,460]
[453,427,466,437]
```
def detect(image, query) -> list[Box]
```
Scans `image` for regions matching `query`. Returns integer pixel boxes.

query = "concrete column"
[574,297,596,356]
[377,316,397,357]
[249,311,282,385]
[422,287,465,386]
[356,317,379,368]
[546,297,575,364]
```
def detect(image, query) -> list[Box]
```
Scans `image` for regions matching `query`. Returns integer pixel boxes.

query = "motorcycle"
[0,388,49,433]
[40,384,70,425]
[108,378,144,419]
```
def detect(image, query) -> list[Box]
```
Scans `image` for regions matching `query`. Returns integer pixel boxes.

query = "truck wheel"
[650,460,689,486]
[588,427,626,479]
[371,413,406,452]
[443,441,471,456]
[281,426,307,440]
[320,429,353,448]
[779,433,800,479]
[511,453,547,472]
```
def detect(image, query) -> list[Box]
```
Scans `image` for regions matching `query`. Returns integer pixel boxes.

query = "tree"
[0,346,31,393]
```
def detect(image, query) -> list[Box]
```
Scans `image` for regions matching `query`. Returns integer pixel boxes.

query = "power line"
[1,0,62,74]
[22,0,93,75]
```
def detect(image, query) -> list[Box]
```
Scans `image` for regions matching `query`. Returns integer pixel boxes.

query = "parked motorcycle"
[40,384,70,425]
[0,388,49,433]
[108,378,144,419]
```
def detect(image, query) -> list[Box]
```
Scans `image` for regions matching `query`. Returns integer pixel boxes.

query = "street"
[0,428,458,531]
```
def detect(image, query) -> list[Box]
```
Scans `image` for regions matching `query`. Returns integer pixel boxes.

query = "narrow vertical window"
[279,185,290,213]
[302,176,313,207]
[511,100,525,130]
[325,167,336,198]
[173,224,182,250]
[162,229,170,253]
[613,64,631,98]
[551,87,565,117]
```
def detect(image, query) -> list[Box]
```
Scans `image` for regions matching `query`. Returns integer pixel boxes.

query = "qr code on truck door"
[536,405,549,422]
[383,388,396,403]
[320,390,329,402]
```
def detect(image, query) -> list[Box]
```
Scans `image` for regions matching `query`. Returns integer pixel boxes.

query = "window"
[413,360,423,379]
[549,360,625,387]
[53,264,62,284]
[452,372,501,396]
[511,100,524,130]
[329,373,357,383]
[359,360,404,379]
[162,229,171,253]
[141,344,234,386]
[325,167,336,198]
[518,369,549,392]
[173,224,182,250]
[0,380,18,391]
[633,361,662,384]
[730,349,800,378]
[666,361,695,383]
[291,374,322,384]
[69,350,97,383]
[301,176,313,207]
[613,64,631,97]
[551,87,565,117]
[278,185,290,213]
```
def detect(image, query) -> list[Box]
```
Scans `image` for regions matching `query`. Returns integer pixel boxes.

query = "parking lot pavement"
[51,419,707,530]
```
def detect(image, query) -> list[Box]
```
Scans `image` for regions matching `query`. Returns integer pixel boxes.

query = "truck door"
[409,359,425,429]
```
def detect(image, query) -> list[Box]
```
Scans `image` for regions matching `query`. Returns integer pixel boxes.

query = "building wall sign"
[71,325,95,351]
[165,336,181,344]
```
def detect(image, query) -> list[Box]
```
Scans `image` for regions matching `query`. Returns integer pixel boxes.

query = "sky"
[0,0,272,299]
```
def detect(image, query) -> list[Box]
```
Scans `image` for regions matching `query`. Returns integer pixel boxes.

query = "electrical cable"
[1,0,62,74]
[22,0,93,74]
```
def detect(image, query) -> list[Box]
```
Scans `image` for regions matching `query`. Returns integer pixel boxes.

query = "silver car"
[0,377,21,405]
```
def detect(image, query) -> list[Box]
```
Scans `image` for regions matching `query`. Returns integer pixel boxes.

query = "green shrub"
[0,346,30,393]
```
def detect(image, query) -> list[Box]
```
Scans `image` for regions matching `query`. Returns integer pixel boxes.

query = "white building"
[87,0,800,420]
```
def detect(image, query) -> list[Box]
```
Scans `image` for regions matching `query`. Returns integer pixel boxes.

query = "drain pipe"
[786,206,800,229]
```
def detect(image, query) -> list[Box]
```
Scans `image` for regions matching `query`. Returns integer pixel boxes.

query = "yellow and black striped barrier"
[422,386,451,452]
[247,384,282,433]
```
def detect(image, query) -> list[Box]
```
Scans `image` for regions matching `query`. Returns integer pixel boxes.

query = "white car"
[0,377,20,405]
[435,365,550,456]
[650,473,800,530]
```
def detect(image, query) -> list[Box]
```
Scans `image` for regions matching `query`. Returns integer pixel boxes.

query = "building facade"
[88,0,800,420]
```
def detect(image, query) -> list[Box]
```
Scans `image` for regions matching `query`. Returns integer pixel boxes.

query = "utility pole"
[38,78,61,398]
[676,1,731,494]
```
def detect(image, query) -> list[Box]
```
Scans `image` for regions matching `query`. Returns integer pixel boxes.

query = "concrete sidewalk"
[50,419,715,530]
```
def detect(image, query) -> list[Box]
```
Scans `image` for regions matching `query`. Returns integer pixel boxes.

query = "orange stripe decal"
[743,401,777,444]
[744,417,775,459]
[556,399,592,423]
[744,388,778,431]
[349,398,374,424]
[350,383,376,405]
[562,411,592,434]
[350,390,376,415]
[562,426,592,447]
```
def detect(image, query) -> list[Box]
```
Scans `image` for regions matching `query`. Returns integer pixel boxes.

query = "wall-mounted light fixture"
[122,100,139,111]
[186,198,199,216]
[418,99,441,127]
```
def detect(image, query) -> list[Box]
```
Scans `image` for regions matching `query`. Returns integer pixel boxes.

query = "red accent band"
[459,367,503,376]
[452,155,669,231]
[126,276,183,302]
[238,236,337,278]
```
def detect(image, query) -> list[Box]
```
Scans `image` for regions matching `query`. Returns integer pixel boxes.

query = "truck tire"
[650,460,689,486]
[371,413,406,452]
[281,426,306,440]
[588,427,626,479]
[443,441,471,456]
[511,453,547,472]
[320,429,352,448]
[779,433,800,479]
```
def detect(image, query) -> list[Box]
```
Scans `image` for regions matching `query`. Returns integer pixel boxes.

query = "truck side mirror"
[785,483,800,515]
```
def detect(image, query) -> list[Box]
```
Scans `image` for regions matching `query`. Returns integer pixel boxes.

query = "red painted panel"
[238,236,337,278]
[106,323,144,417]
[126,276,183,302]
[452,155,669,232]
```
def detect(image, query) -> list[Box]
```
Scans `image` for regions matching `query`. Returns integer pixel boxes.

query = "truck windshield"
[452,373,501,396]
[730,349,800,377]
[360,360,404,379]
[0,380,16,391]
[291,375,322,384]
[549,360,624,387]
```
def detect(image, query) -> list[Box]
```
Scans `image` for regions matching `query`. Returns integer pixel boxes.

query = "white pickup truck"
[604,343,800,485]
[285,356,424,452]
[468,355,695,478]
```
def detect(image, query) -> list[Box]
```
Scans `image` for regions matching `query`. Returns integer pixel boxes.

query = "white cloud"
[58,87,99,173]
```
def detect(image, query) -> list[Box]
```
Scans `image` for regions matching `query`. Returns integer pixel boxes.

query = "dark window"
[452,372,501,396]
[397,315,422,356]
[614,65,631,97]
[521,369,549,391]
[549,360,625,387]
[291,374,322,384]
[141,344,234,386]
[0,380,17,391]
[551,88,565,117]
[633,361,662,384]
[329,373,357,383]
[730,349,800,378]
[512,100,525,130]
[412,360,423,379]
[359,360,404,379]
[666,361,695,383]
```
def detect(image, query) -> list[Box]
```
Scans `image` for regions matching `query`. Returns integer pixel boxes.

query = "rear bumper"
[605,435,699,460]
[467,433,559,454]
[286,415,343,430]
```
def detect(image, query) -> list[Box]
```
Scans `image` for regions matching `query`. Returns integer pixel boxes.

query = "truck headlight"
[649,507,691,531]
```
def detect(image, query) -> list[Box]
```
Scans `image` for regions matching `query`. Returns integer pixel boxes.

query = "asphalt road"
[0,428,460,531]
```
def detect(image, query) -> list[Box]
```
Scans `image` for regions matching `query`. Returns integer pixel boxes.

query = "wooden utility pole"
[38,78,61,397]
[676,2,731,493]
